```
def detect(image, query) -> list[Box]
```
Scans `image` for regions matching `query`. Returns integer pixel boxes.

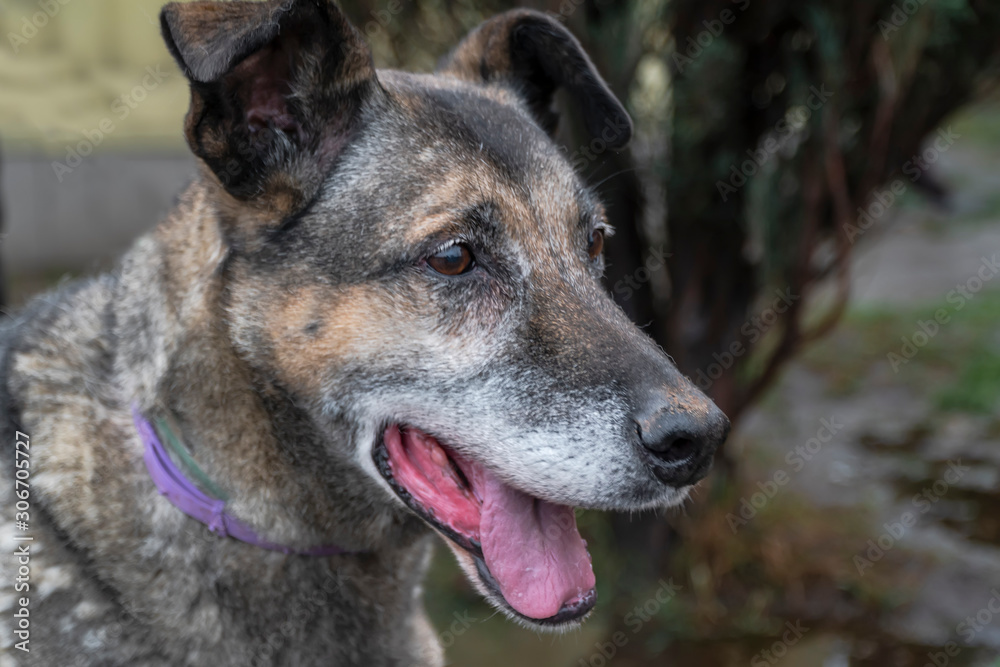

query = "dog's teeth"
[429,444,449,468]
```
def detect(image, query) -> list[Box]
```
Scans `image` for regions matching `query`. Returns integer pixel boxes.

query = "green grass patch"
[935,349,1000,413]
[800,288,1000,412]
[950,102,1000,151]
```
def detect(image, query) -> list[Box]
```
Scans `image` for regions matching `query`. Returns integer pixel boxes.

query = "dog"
[0,1,729,664]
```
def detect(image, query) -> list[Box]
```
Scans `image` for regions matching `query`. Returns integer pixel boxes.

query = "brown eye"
[587,229,605,259]
[428,243,474,275]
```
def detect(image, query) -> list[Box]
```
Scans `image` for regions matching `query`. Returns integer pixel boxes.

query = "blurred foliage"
[660,0,1000,429]
[600,5,1000,655]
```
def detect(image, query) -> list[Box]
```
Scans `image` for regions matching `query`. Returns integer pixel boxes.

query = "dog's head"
[161,0,728,630]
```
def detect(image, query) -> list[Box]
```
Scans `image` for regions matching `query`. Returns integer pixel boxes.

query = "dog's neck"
[112,180,410,554]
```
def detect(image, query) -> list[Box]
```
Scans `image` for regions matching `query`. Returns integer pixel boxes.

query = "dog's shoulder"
[0,274,126,520]
[0,275,118,440]
[0,275,170,666]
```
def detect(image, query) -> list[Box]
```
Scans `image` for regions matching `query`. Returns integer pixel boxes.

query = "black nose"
[634,399,730,487]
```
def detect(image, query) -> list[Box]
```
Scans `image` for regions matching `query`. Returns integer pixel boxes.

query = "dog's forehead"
[379,71,557,170]
[326,71,598,245]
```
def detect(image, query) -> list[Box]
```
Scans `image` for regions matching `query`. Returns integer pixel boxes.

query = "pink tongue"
[386,426,595,620]
[475,466,596,620]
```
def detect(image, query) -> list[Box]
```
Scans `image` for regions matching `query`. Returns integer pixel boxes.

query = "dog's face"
[162,0,728,630]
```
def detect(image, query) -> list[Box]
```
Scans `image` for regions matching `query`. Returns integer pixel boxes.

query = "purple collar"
[133,407,348,556]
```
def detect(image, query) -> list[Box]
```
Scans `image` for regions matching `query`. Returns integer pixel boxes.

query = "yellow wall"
[0,0,191,153]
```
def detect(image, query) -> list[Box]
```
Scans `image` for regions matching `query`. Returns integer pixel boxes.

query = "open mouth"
[373,424,597,625]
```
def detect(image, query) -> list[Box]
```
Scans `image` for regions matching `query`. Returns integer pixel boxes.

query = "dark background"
[3,0,1000,664]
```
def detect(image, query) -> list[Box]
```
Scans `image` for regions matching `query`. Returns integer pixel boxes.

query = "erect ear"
[437,9,632,149]
[160,0,380,229]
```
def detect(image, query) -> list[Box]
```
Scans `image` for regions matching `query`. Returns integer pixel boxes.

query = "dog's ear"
[437,10,632,149]
[160,0,379,227]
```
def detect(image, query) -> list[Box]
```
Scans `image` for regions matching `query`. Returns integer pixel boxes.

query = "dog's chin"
[642,484,693,511]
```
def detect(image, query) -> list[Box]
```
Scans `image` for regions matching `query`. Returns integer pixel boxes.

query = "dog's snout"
[633,398,729,487]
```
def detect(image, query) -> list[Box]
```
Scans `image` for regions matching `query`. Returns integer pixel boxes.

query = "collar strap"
[154,413,229,500]
[132,406,349,556]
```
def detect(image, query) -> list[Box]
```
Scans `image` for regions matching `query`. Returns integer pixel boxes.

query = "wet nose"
[633,398,730,487]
